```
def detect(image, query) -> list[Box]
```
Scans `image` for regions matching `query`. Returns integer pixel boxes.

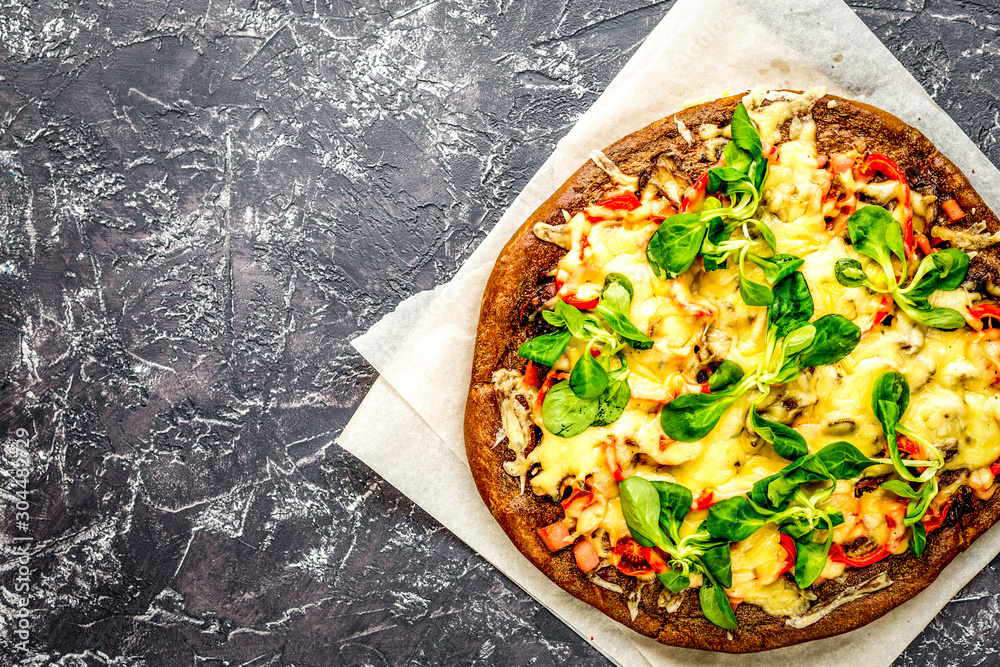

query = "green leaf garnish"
[569,349,608,399]
[517,329,572,366]
[618,477,736,629]
[705,441,878,587]
[540,381,598,437]
[835,206,970,331]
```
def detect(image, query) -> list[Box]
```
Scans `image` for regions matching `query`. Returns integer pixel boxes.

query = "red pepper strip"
[831,513,901,567]
[865,295,892,334]
[681,171,710,213]
[595,191,641,212]
[561,293,599,310]
[555,274,600,310]
[522,361,541,389]
[859,152,908,184]
[640,546,671,575]
[777,533,797,577]
[692,490,716,511]
[601,437,626,482]
[561,488,595,513]
[573,539,601,574]
[858,153,914,257]
[829,542,891,568]
[536,521,574,551]
[970,304,1000,329]
[536,371,569,407]
[680,158,725,214]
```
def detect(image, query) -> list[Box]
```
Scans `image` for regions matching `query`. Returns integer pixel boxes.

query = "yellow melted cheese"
[510,88,1000,620]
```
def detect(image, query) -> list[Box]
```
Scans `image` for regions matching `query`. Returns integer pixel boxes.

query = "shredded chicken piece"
[786,572,893,628]
[590,150,639,191]
[532,222,571,249]
[931,222,1000,250]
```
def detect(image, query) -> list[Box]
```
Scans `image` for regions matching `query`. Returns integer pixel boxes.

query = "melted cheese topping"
[506,89,1000,620]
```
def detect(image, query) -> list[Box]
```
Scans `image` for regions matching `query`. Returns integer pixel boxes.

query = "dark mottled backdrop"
[0,1,997,665]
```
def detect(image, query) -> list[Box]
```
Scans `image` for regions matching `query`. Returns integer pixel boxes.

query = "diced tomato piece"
[825,190,858,235]
[573,233,591,265]
[536,521,574,552]
[777,533,797,577]
[941,199,966,222]
[699,381,711,393]
[639,546,671,575]
[590,347,601,358]
[522,361,541,389]
[816,154,828,169]
[574,539,601,574]
[595,191,641,212]
[692,490,716,511]
[830,154,854,174]
[914,232,935,257]
[970,304,1000,329]
[829,542,890,568]
[613,537,654,577]
[536,371,569,407]
[990,461,1000,477]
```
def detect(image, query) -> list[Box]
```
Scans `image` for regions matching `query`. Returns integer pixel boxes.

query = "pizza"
[464,87,1000,652]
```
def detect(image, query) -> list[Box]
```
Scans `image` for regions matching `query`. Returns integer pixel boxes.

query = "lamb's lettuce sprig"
[707,442,878,588]
[659,271,861,460]
[518,274,652,437]
[867,371,946,555]
[619,477,737,629]
[646,103,803,307]
[834,206,970,330]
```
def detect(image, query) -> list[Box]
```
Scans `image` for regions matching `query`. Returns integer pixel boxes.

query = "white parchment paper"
[339,0,1000,664]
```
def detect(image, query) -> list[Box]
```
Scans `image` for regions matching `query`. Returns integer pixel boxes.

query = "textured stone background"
[0,0,998,665]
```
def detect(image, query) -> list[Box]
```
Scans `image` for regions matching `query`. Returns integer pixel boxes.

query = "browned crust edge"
[464,92,1000,653]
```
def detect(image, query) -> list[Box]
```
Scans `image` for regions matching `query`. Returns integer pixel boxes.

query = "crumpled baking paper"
[339,0,1000,664]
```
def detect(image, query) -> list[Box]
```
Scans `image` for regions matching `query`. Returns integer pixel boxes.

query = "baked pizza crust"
[465,92,1000,652]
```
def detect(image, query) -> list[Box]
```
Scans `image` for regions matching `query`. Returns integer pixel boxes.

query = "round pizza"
[464,87,1000,652]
